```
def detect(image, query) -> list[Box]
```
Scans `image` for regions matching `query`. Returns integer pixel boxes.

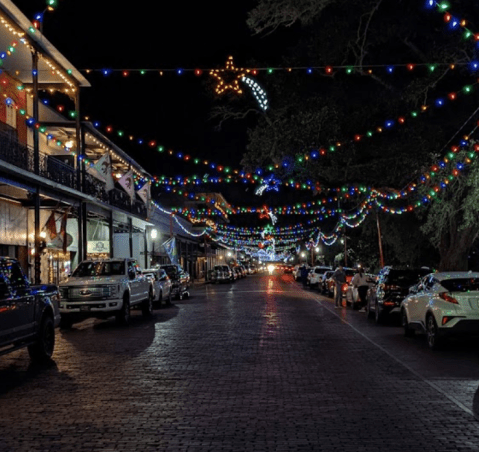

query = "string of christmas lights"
[80,62,471,77]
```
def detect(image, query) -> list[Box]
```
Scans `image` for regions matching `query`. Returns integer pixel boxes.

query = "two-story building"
[0,0,211,284]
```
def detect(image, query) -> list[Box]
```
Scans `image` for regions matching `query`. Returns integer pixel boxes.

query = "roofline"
[0,0,90,88]
[83,122,152,177]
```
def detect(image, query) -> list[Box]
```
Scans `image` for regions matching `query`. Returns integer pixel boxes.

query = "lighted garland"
[70,77,478,198]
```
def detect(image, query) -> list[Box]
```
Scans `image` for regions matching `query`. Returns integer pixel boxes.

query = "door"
[409,277,431,325]
[8,261,36,338]
[127,261,141,304]
[0,277,14,345]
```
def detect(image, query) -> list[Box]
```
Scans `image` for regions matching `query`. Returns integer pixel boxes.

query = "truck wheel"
[142,290,153,317]
[116,294,130,326]
[60,316,74,329]
[28,315,55,362]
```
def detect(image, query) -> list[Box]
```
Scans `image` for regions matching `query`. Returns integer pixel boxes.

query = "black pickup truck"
[0,257,60,361]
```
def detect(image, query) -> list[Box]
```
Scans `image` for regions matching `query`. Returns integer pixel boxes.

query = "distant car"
[284,264,294,274]
[160,264,190,300]
[401,272,479,349]
[211,265,235,283]
[366,267,430,323]
[142,268,173,306]
[294,265,309,281]
[232,266,243,280]
[246,265,257,275]
[307,266,332,287]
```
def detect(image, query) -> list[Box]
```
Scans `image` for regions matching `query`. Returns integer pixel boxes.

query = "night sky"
[10,0,305,220]
[12,0,282,166]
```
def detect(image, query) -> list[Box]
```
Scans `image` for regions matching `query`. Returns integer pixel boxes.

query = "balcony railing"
[0,130,148,218]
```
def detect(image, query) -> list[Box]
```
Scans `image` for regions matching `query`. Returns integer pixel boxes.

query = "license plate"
[80,305,91,312]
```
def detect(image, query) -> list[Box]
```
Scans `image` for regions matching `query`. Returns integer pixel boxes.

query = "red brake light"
[342,283,348,292]
[439,292,458,304]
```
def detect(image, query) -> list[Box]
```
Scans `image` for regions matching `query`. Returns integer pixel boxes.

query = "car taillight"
[342,283,348,292]
[439,292,458,304]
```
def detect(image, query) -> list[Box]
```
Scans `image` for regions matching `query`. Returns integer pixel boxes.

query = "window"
[0,261,27,290]
[6,104,16,129]
[440,278,479,293]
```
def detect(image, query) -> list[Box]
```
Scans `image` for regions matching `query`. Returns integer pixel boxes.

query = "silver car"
[142,268,173,306]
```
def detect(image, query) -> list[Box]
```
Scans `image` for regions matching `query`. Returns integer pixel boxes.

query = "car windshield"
[441,278,479,292]
[387,269,427,286]
[162,266,178,277]
[72,261,125,277]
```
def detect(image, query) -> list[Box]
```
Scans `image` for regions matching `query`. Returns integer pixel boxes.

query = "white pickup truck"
[58,258,153,328]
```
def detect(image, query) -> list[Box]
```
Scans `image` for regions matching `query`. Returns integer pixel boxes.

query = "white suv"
[307,266,332,287]
[401,271,479,349]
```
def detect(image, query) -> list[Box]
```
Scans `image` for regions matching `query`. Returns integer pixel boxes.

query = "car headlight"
[59,287,69,299]
[104,285,118,298]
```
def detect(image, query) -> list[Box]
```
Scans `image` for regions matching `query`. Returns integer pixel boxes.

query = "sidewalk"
[191,278,207,286]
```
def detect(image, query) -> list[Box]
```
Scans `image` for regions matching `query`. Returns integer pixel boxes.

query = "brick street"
[1,272,479,451]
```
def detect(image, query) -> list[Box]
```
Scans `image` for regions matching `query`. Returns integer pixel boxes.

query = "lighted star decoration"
[255,174,280,196]
[210,56,250,95]
[259,205,271,221]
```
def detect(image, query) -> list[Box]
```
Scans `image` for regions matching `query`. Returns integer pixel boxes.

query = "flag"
[162,237,178,264]
[88,152,115,191]
[118,170,135,201]
[136,181,150,205]
[43,211,57,240]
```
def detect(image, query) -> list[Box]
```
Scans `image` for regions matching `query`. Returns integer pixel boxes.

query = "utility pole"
[344,236,347,267]
[376,211,385,268]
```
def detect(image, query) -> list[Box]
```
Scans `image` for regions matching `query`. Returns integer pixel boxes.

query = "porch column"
[32,51,41,283]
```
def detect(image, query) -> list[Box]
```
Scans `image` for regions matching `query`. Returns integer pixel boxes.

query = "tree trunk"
[438,227,476,271]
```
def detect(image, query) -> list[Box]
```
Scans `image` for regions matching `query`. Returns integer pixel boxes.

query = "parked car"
[366,267,430,324]
[232,266,243,280]
[345,274,377,309]
[210,265,235,283]
[239,265,248,277]
[307,266,332,287]
[401,272,479,349]
[246,265,257,275]
[142,268,172,306]
[160,264,190,300]
[0,257,60,361]
[294,265,309,281]
[320,270,335,294]
[324,267,356,297]
[59,258,154,327]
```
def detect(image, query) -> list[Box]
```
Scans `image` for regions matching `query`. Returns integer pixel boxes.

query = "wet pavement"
[1,272,479,451]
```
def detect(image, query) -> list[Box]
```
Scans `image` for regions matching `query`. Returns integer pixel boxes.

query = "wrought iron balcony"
[0,129,148,218]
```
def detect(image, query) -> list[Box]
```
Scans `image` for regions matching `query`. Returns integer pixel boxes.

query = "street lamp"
[312,246,321,266]
[151,229,158,266]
